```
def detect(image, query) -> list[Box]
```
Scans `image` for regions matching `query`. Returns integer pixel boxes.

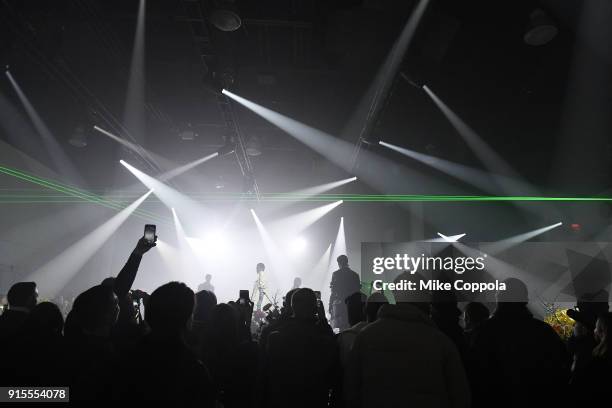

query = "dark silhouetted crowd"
[1,236,611,407]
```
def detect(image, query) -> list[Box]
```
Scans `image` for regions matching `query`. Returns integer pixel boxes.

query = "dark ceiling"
[1,0,611,196]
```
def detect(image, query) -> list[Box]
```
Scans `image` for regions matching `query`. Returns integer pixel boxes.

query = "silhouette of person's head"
[256,263,265,273]
[282,288,299,316]
[345,292,366,327]
[24,301,64,336]
[463,302,490,330]
[146,281,194,336]
[194,290,217,322]
[393,271,430,314]
[594,312,612,357]
[337,255,349,268]
[205,274,212,283]
[7,282,38,311]
[291,288,317,320]
[72,285,119,336]
[365,292,388,322]
[567,290,610,331]
[292,277,302,289]
[211,303,239,346]
[100,277,115,287]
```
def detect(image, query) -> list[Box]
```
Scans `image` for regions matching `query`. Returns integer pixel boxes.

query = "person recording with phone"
[96,226,157,353]
[61,228,158,401]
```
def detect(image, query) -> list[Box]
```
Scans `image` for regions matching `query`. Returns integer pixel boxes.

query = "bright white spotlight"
[156,239,178,265]
[171,207,187,248]
[314,243,332,277]
[158,152,219,181]
[481,222,563,255]
[270,200,343,235]
[98,126,171,168]
[292,177,357,196]
[250,208,288,289]
[437,232,466,242]
[343,0,429,167]
[123,0,146,139]
[380,140,550,210]
[453,241,547,286]
[6,70,82,184]
[120,159,216,223]
[290,236,308,254]
[223,89,451,197]
[315,243,334,303]
[28,190,153,297]
[422,85,524,183]
[329,217,347,272]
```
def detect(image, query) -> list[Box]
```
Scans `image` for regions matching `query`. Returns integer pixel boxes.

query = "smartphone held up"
[144,224,156,244]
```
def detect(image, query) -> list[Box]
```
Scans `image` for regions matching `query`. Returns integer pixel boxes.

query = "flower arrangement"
[543,304,575,341]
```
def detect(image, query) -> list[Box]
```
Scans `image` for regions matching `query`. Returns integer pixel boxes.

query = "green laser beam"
[7,190,612,201]
[2,166,612,205]
[3,187,612,202]
[0,165,168,223]
[0,166,121,209]
[0,168,165,220]
[1,194,612,202]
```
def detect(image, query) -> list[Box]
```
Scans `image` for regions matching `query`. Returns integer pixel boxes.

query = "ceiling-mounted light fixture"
[210,1,242,32]
[359,135,379,146]
[524,9,558,46]
[178,123,198,141]
[217,136,236,157]
[202,69,235,95]
[246,135,262,156]
[69,125,88,148]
